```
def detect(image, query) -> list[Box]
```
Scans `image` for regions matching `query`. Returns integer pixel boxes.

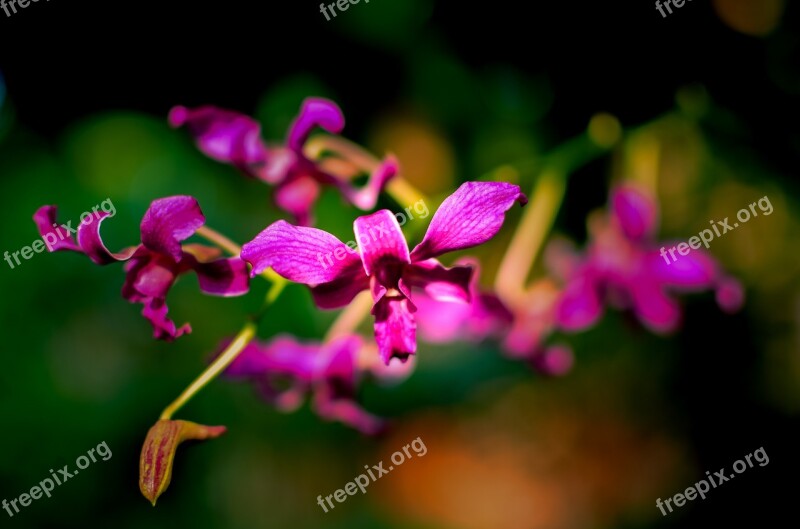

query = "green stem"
[159,235,287,420]
[495,128,616,302]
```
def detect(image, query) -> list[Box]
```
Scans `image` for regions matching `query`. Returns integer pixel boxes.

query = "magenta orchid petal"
[611,185,658,241]
[287,97,345,153]
[169,105,268,174]
[223,341,275,378]
[403,259,473,303]
[556,274,604,331]
[531,345,574,377]
[649,248,718,289]
[141,297,191,341]
[320,335,362,394]
[373,297,417,364]
[33,205,81,252]
[413,294,473,343]
[191,256,250,296]
[353,210,410,276]
[140,196,205,263]
[410,181,527,261]
[716,277,745,313]
[273,175,321,227]
[312,391,386,435]
[629,279,682,333]
[339,155,399,210]
[310,261,371,309]
[76,211,139,265]
[414,256,512,344]
[242,220,364,283]
[127,254,181,300]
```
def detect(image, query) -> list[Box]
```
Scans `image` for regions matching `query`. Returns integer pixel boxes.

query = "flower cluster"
[34,96,744,504]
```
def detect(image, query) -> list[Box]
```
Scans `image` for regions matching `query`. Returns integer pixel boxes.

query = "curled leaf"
[139,419,226,505]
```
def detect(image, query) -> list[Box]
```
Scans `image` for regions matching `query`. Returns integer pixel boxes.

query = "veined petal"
[373,296,417,364]
[403,259,472,303]
[287,97,345,153]
[310,261,371,308]
[353,210,410,277]
[140,196,205,263]
[241,220,363,284]
[33,205,81,252]
[76,211,139,265]
[410,181,527,261]
[611,185,658,241]
[169,105,268,173]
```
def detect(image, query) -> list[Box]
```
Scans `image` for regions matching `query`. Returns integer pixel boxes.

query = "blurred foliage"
[1,1,799,528]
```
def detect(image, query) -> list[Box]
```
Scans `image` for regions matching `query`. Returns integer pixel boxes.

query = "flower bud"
[139,419,226,505]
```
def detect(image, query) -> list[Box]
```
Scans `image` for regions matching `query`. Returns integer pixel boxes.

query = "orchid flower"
[241,181,527,364]
[554,185,744,334]
[222,334,410,434]
[170,97,397,226]
[33,196,249,340]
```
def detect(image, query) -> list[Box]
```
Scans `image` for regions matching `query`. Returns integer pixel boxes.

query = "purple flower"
[33,196,249,340]
[241,181,527,364]
[555,185,744,334]
[223,334,406,434]
[170,98,398,226]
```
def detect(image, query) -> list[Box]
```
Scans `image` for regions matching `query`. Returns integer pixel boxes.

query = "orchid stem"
[495,122,619,302]
[196,225,285,284]
[159,275,286,420]
[324,290,373,343]
[159,321,257,421]
[195,226,241,256]
[305,135,431,208]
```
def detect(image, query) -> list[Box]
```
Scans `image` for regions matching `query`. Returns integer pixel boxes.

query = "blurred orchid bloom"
[170,97,398,226]
[242,181,527,364]
[222,334,405,434]
[414,257,513,343]
[415,258,573,376]
[554,185,744,334]
[33,196,249,340]
[502,277,574,376]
